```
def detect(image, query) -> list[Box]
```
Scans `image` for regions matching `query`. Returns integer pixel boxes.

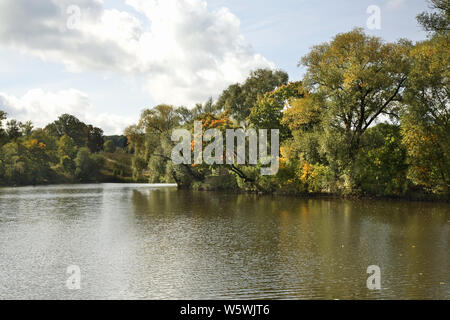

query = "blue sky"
[0,0,430,134]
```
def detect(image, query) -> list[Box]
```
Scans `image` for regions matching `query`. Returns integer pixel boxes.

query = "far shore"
[1,181,448,203]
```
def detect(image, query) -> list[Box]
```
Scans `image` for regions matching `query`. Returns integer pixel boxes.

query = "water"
[0,183,448,300]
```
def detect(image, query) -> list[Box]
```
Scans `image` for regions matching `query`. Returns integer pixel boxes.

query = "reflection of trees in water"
[129,189,449,298]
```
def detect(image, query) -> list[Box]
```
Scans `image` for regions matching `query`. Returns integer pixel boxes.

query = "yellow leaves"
[282,95,321,131]
[301,162,313,182]
[22,139,46,150]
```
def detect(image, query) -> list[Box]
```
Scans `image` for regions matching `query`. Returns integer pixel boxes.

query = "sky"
[0,0,431,134]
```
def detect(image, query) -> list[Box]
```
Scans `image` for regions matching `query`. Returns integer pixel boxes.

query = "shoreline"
[191,188,450,203]
[1,181,448,203]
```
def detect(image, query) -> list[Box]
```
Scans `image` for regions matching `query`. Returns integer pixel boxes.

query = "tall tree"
[216,69,289,123]
[20,121,34,136]
[300,29,411,186]
[402,35,449,193]
[45,114,87,147]
[249,81,305,140]
[86,125,104,153]
[6,119,22,140]
[417,0,449,35]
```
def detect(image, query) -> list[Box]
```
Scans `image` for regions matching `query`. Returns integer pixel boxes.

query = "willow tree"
[417,0,449,35]
[216,68,289,124]
[402,36,449,193]
[299,29,411,189]
[126,104,204,187]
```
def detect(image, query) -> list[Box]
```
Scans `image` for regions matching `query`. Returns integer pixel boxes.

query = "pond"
[0,184,448,299]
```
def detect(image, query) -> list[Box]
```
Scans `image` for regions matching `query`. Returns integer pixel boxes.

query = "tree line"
[125,1,449,198]
[0,113,131,185]
[1,1,448,198]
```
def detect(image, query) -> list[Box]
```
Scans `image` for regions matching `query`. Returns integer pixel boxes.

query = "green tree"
[46,114,87,147]
[104,140,116,153]
[355,124,408,196]
[0,139,52,185]
[300,29,411,190]
[6,119,22,140]
[74,147,101,182]
[58,135,78,160]
[417,0,449,35]
[20,121,34,136]
[402,35,449,193]
[249,81,305,140]
[216,69,289,123]
[86,125,104,153]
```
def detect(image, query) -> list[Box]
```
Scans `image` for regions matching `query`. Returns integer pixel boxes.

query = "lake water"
[0,184,448,300]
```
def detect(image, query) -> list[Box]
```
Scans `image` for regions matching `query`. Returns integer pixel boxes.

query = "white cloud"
[386,0,406,10]
[0,0,274,106]
[0,89,136,135]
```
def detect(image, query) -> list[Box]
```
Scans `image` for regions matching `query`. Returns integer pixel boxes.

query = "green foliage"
[0,110,7,146]
[104,135,127,149]
[74,147,102,182]
[60,155,75,175]
[58,135,78,160]
[6,119,22,140]
[103,140,116,153]
[45,114,104,153]
[20,121,34,136]
[249,81,305,140]
[0,139,52,185]
[0,113,128,186]
[355,124,409,196]
[1,10,448,199]
[86,125,104,153]
[401,34,449,194]
[216,68,289,123]
[417,0,449,35]
[46,114,87,146]
[299,28,411,191]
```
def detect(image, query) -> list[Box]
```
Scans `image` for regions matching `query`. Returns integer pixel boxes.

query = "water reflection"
[0,184,448,299]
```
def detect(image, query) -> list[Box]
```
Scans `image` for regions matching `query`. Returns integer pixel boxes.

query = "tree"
[45,114,87,147]
[249,81,305,140]
[0,111,7,146]
[129,104,207,186]
[300,29,411,189]
[0,110,5,125]
[355,124,408,196]
[104,140,116,153]
[103,135,128,149]
[216,69,289,123]
[6,119,22,140]
[130,105,182,181]
[0,138,52,185]
[74,147,102,182]
[20,121,34,136]
[86,125,104,153]
[58,135,78,160]
[417,0,449,35]
[401,35,449,193]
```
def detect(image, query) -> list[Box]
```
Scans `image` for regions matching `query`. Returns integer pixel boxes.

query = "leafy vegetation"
[1,2,448,199]
[0,114,132,186]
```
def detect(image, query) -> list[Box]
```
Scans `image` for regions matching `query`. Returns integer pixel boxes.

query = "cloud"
[0,89,136,135]
[0,0,274,106]
[386,0,406,10]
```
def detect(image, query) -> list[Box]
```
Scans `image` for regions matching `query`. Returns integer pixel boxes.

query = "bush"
[104,140,116,153]
[74,147,102,182]
[60,155,75,175]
